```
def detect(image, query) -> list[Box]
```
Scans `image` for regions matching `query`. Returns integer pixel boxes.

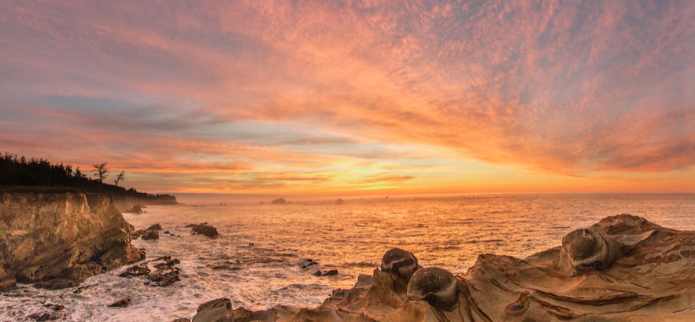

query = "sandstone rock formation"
[206,214,695,321]
[0,191,145,291]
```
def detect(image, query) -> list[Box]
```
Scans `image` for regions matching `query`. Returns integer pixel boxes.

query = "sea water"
[1,194,694,321]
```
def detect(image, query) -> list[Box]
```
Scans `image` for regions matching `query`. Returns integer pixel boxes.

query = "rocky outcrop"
[126,205,143,214]
[120,256,181,287]
[186,223,218,238]
[0,191,145,291]
[270,198,286,205]
[216,214,695,321]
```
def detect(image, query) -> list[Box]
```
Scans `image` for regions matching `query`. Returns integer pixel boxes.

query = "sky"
[1,0,694,198]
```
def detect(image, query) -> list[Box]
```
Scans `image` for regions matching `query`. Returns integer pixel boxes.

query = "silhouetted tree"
[93,163,109,192]
[114,171,125,186]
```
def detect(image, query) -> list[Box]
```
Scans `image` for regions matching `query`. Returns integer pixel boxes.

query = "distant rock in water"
[127,205,143,214]
[214,214,695,321]
[259,201,264,205]
[0,192,145,292]
[186,223,219,238]
[146,223,162,231]
[141,230,159,240]
[271,198,287,204]
[336,198,344,205]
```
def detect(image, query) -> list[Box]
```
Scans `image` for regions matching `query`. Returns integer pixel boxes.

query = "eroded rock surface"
[225,214,695,321]
[0,192,145,291]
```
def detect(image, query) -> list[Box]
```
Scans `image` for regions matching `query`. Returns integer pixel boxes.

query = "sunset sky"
[1,0,693,198]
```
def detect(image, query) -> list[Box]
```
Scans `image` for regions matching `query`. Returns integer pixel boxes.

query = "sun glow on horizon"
[1,0,693,196]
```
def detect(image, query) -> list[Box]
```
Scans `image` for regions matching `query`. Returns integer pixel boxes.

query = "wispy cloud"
[0,0,693,194]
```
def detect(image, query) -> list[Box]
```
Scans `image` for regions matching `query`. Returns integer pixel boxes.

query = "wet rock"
[192,298,234,322]
[146,258,181,287]
[407,267,459,310]
[314,269,338,277]
[132,229,146,239]
[299,259,318,269]
[0,192,145,291]
[141,230,160,240]
[108,297,131,308]
[163,230,170,234]
[42,303,65,311]
[119,263,150,277]
[270,198,287,204]
[127,205,143,214]
[147,223,162,231]
[381,248,419,281]
[27,312,59,321]
[170,319,191,322]
[186,223,218,238]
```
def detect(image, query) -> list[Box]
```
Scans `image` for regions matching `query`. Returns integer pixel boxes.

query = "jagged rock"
[119,263,150,277]
[0,192,145,291]
[186,223,218,238]
[192,298,234,322]
[323,269,339,276]
[229,214,695,321]
[141,230,159,240]
[108,297,131,308]
[270,198,286,204]
[146,257,181,287]
[127,205,143,214]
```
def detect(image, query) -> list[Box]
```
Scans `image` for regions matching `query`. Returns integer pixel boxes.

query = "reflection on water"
[1,194,694,321]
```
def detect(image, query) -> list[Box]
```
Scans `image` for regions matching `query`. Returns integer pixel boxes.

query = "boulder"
[146,223,162,231]
[141,230,159,240]
[187,223,218,238]
[192,298,234,322]
[0,192,145,291]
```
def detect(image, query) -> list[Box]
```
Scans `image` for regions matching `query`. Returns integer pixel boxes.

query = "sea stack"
[271,198,287,205]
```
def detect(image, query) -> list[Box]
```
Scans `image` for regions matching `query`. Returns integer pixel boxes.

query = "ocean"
[1,193,694,321]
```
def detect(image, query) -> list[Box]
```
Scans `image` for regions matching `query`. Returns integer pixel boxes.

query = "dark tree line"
[0,152,176,202]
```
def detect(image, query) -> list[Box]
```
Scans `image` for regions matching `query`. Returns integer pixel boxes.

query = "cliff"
[202,214,695,322]
[0,191,144,291]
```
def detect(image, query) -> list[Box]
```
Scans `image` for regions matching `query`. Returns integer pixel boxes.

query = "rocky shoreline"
[0,191,144,292]
[2,192,693,321]
[182,214,695,322]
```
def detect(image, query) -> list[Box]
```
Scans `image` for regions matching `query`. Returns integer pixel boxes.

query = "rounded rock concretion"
[406,267,459,310]
[562,228,609,270]
[381,248,419,281]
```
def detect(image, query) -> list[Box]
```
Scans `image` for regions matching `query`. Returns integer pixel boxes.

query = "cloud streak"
[0,0,693,194]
